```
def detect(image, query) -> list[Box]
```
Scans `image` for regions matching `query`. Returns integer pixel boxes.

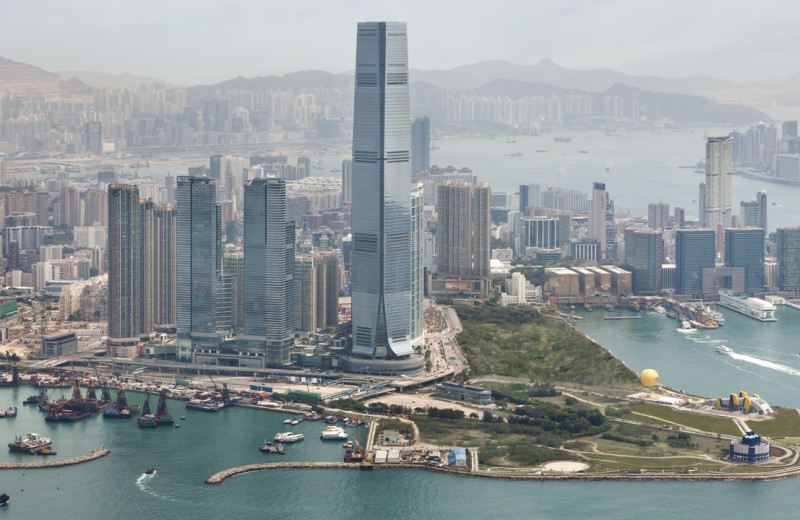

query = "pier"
[0,447,110,470]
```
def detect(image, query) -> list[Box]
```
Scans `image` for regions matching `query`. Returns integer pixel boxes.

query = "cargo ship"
[718,291,777,322]
[186,398,224,412]
[8,432,52,454]
[554,136,572,143]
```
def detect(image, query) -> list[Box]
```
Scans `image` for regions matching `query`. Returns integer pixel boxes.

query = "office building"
[240,178,295,366]
[176,176,225,361]
[675,229,716,297]
[521,216,559,251]
[783,121,798,139]
[223,252,245,332]
[589,182,615,260]
[674,207,685,229]
[698,183,706,229]
[740,191,768,231]
[724,228,764,294]
[703,136,733,231]
[411,116,430,174]
[629,229,664,294]
[777,227,800,296]
[519,184,542,215]
[648,202,669,230]
[350,21,420,370]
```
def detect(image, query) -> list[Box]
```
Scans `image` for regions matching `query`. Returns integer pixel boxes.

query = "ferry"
[321,426,348,440]
[716,345,734,355]
[274,432,304,443]
[718,291,777,322]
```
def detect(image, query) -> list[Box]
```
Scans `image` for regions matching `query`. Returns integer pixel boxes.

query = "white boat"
[718,291,777,322]
[274,432,305,443]
[283,419,292,424]
[290,419,300,425]
[654,306,667,315]
[321,426,348,440]
[676,321,695,333]
[716,345,734,355]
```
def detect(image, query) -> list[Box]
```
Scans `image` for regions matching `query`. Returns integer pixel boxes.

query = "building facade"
[724,228,764,294]
[675,229,716,297]
[777,227,800,296]
[703,136,733,232]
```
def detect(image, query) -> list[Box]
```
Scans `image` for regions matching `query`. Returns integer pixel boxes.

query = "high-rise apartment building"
[83,188,108,227]
[176,176,225,361]
[295,251,339,333]
[60,186,81,228]
[139,200,154,336]
[777,227,800,296]
[724,228,765,294]
[703,136,733,231]
[223,252,245,332]
[350,21,417,364]
[410,183,424,343]
[675,229,716,297]
[411,116,430,174]
[240,178,295,366]
[740,191,768,231]
[153,204,176,330]
[107,184,149,355]
[436,180,491,279]
[85,122,102,155]
[341,159,352,204]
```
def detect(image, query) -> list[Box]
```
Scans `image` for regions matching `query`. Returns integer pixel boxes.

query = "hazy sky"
[1,0,794,86]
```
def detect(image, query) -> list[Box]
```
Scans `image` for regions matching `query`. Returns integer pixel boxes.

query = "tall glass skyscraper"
[176,176,224,361]
[675,229,716,297]
[703,136,733,231]
[240,178,295,367]
[351,22,415,360]
[107,184,142,349]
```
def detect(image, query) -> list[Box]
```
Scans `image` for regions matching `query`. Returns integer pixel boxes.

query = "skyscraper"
[739,191,767,230]
[240,178,295,366]
[647,202,669,230]
[223,252,245,332]
[777,227,800,296]
[436,180,491,279]
[153,204,176,331]
[341,159,352,204]
[139,200,155,336]
[295,252,339,333]
[589,182,614,260]
[411,116,430,174]
[410,183,424,343]
[675,229,716,297]
[176,176,225,361]
[724,228,765,294]
[107,184,144,355]
[85,122,102,155]
[350,22,417,363]
[630,229,664,294]
[703,136,733,231]
[519,184,542,216]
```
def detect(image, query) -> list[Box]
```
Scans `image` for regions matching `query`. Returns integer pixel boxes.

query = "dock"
[603,316,642,320]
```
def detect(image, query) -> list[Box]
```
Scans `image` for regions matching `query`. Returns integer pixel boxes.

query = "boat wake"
[135,472,181,503]
[728,352,800,378]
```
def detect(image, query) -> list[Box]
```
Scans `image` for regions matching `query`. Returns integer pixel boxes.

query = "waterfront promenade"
[205,460,800,484]
[0,447,109,470]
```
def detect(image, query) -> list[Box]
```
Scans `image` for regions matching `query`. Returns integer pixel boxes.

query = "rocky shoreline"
[0,448,110,470]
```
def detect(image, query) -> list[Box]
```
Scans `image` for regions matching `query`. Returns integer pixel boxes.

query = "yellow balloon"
[640,369,659,387]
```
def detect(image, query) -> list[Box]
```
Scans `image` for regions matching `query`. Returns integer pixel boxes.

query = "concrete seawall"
[205,460,800,484]
[0,448,110,470]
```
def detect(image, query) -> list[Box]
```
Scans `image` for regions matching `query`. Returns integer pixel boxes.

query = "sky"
[1,0,795,86]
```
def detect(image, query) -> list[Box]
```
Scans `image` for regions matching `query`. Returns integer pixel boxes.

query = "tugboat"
[4,406,16,418]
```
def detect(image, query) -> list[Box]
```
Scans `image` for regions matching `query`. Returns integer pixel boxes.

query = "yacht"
[274,432,304,443]
[321,426,348,440]
[716,345,734,355]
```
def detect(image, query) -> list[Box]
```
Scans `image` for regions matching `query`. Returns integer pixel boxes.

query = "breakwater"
[0,447,109,470]
[205,460,800,484]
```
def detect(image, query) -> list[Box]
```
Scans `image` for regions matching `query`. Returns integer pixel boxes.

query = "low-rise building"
[729,429,771,463]
[434,381,492,405]
[40,331,77,358]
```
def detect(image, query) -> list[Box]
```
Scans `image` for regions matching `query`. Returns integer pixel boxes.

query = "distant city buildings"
[776,227,800,296]
[411,116,430,174]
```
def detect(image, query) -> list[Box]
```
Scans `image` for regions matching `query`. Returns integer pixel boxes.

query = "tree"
[90,266,100,277]
[483,410,494,422]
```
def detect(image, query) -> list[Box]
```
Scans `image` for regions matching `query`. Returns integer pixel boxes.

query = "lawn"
[622,404,741,437]
[453,302,638,387]
[744,409,800,439]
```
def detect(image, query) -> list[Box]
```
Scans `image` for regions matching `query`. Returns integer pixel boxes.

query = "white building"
[74,226,107,249]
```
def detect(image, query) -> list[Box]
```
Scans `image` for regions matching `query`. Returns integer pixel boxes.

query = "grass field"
[744,409,800,439]
[622,404,741,436]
